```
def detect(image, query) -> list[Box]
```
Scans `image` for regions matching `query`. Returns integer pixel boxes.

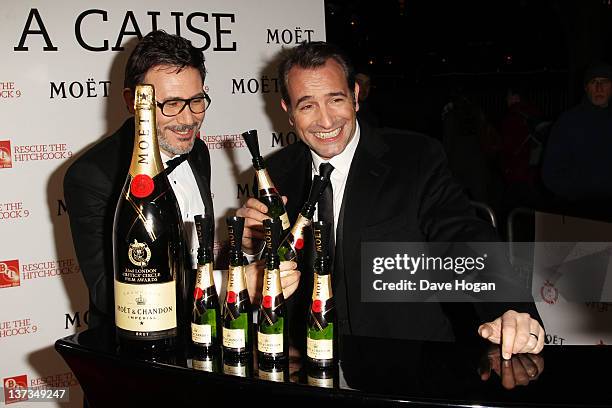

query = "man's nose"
[317,106,334,128]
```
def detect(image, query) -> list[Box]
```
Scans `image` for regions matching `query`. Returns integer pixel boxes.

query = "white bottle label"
[224,363,246,377]
[192,359,214,372]
[191,323,212,345]
[259,369,284,382]
[280,212,290,230]
[307,376,333,388]
[258,332,283,354]
[114,280,176,331]
[223,327,246,349]
[307,337,333,360]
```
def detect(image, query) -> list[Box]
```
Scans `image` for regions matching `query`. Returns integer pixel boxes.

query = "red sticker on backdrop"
[295,238,304,250]
[227,291,237,304]
[193,287,203,300]
[131,174,154,198]
[263,295,272,309]
[312,299,322,313]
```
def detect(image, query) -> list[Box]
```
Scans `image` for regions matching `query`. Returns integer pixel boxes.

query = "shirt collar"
[311,121,361,177]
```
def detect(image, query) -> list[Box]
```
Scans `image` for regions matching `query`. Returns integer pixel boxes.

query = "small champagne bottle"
[222,216,253,356]
[242,129,291,233]
[306,221,336,367]
[257,218,288,363]
[277,174,330,261]
[191,214,221,351]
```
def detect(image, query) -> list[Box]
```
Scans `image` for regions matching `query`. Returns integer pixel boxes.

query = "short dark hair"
[277,41,355,107]
[124,30,206,90]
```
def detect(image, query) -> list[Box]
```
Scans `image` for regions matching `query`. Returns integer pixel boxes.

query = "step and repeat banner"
[0,1,324,406]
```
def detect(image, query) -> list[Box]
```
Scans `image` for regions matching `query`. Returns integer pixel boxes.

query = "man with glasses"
[64,30,299,330]
[542,61,612,217]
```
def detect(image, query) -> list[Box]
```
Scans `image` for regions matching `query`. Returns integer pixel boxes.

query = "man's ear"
[123,88,135,114]
[354,82,361,112]
[280,99,294,126]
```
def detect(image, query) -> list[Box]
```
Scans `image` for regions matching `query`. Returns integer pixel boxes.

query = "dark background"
[325,0,612,134]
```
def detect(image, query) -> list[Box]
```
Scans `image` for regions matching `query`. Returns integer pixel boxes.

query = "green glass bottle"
[277,175,329,261]
[191,214,221,351]
[222,216,253,356]
[242,129,290,233]
[306,221,336,367]
[257,218,288,363]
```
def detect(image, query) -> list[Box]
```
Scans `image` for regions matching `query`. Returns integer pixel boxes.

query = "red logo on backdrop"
[541,280,559,305]
[3,375,28,404]
[0,260,20,288]
[0,141,12,169]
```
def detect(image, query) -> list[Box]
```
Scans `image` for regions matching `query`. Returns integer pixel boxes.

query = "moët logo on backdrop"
[3,374,28,404]
[0,141,12,169]
[0,260,20,289]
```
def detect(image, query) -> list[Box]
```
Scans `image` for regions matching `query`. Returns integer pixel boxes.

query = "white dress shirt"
[161,152,206,269]
[310,122,361,240]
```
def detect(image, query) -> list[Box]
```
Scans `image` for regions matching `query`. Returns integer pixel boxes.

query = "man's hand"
[244,259,300,304]
[478,310,545,359]
[479,345,544,389]
[236,196,288,254]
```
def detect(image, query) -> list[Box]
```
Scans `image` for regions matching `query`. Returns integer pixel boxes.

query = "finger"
[281,195,288,205]
[282,279,300,299]
[509,314,532,355]
[281,270,301,289]
[239,206,271,223]
[500,359,516,390]
[279,261,298,272]
[533,324,545,354]
[478,320,501,344]
[511,356,530,386]
[501,312,519,359]
[517,354,539,380]
[245,198,269,214]
[525,319,541,353]
[529,353,545,375]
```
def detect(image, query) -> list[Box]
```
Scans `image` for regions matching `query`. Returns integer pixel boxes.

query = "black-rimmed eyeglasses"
[156,93,211,117]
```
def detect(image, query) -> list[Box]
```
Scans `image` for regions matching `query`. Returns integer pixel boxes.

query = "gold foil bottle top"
[135,84,155,109]
[129,84,163,184]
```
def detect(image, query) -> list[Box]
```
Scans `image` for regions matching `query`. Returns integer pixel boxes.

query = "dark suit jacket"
[64,118,213,329]
[266,122,539,345]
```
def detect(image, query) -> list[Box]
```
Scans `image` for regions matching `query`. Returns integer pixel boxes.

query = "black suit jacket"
[64,118,213,328]
[266,122,539,345]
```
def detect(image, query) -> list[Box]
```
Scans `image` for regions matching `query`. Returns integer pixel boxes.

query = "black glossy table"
[55,327,612,407]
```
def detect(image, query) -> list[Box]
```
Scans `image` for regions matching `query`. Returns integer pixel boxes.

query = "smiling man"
[64,31,299,330]
[238,41,544,359]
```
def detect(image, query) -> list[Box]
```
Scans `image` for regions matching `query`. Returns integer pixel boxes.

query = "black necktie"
[164,153,190,176]
[318,162,335,260]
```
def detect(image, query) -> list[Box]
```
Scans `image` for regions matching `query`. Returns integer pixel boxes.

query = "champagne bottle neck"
[197,248,212,265]
[129,105,164,178]
[252,156,265,170]
[314,257,331,275]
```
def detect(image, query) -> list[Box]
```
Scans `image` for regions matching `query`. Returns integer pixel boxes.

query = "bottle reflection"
[257,360,288,383]
[306,363,338,389]
[191,347,220,373]
[223,354,252,377]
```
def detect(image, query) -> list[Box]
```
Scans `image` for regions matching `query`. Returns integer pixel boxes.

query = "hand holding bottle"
[237,195,288,254]
[244,259,300,304]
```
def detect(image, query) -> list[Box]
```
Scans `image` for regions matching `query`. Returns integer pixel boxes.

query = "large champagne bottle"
[257,218,288,362]
[242,129,290,234]
[113,84,186,352]
[277,174,329,261]
[191,214,221,351]
[222,216,253,356]
[306,221,336,367]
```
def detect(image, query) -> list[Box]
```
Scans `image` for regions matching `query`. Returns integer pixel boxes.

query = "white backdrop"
[0,1,325,406]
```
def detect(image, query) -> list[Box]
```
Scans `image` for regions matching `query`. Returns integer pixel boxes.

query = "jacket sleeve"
[415,139,542,328]
[64,159,116,325]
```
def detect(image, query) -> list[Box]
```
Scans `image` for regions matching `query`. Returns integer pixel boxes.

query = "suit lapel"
[187,141,214,225]
[335,124,390,334]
